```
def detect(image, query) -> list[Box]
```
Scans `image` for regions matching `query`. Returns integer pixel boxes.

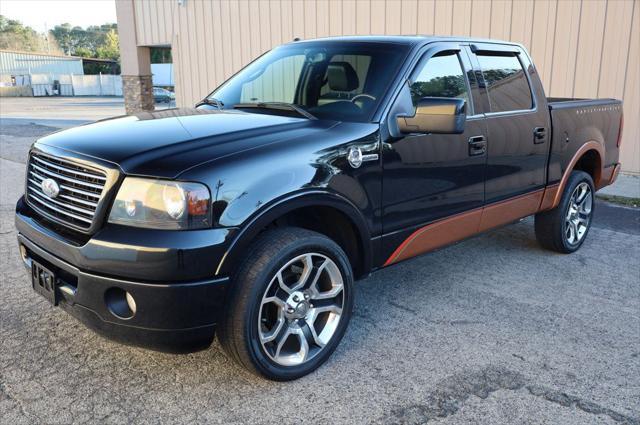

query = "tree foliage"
[0,15,62,53]
[50,22,118,60]
[0,16,120,74]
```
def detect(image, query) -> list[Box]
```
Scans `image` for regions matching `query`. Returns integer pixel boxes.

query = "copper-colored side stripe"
[600,163,621,188]
[539,183,560,212]
[384,141,608,267]
[479,189,544,232]
[383,208,482,266]
[610,164,621,185]
[384,188,547,267]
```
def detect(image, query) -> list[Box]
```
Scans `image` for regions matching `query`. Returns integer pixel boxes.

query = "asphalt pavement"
[1,98,639,424]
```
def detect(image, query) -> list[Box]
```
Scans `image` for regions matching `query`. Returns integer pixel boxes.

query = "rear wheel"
[218,227,354,380]
[535,170,595,253]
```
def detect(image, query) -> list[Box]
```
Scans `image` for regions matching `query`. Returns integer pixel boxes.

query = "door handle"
[533,127,546,144]
[468,135,486,156]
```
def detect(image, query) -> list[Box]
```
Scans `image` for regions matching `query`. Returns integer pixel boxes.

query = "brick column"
[122,75,154,114]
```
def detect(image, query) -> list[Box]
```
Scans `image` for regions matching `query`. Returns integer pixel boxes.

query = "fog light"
[19,244,28,261]
[125,291,137,315]
[105,287,136,319]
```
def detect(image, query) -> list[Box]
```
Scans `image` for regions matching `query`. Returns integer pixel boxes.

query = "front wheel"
[218,227,354,380]
[535,170,595,253]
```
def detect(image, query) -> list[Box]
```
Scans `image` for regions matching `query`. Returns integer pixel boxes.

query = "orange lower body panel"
[384,188,546,266]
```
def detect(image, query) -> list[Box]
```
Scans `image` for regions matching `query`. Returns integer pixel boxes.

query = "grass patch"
[596,194,640,208]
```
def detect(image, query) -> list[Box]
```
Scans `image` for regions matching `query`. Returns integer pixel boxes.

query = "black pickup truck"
[15,36,623,380]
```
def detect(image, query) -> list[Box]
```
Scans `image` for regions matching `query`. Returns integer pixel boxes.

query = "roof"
[0,50,84,76]
[0,49,83,60]
[287,34,520,47]
[0,49,114,63]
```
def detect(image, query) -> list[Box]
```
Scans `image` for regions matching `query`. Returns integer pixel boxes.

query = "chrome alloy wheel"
[258,253,344,367]
[565,182,593,245]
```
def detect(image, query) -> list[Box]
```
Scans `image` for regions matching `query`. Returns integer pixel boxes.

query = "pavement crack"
[525,385,638,424]
[389,301,417,314]
[379,366,639,424]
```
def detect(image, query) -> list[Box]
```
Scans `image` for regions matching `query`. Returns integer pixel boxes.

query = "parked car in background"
[153,87,174,103]
[16,36,622,381]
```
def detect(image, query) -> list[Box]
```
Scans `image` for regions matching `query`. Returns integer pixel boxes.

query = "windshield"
[206,42,410,122]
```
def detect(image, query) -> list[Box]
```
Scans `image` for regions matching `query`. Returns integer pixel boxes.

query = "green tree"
[50,22,119,58]
[0,15,59,53]
[96,29,119,61]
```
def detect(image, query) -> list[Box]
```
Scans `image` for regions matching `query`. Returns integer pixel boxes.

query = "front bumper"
[16,197,234,352]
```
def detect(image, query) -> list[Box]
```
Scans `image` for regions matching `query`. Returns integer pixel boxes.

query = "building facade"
[116,0,639,174]
[0,50,84,77]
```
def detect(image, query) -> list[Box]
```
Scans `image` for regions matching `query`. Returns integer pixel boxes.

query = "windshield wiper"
[233,102,317,120]
[196,97,224,109]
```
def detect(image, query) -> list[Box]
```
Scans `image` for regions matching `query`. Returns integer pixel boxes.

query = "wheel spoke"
[311,304,343,316]
[262,296,285,309]
[580,192,593,214]
[260,313,285,343]
[575,183,587,204]
[309,259,344,300]
[302,318,325,348]
[275,271,291,294]
[566,220,574,244]
[570,221,579,244]
[274,325,309,365]
[306,257,328,290]
[290,254,314,292]
[274,326,293,359]
[296,328,310,363]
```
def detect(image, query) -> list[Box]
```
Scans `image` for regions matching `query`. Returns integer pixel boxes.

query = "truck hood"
[36,108,337,178]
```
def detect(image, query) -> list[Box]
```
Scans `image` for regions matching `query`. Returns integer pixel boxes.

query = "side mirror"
[397,97,466,134]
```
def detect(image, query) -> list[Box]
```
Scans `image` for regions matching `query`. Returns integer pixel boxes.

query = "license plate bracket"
[32,261,58,305]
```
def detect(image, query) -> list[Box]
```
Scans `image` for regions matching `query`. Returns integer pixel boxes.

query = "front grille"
[26,153,106,230]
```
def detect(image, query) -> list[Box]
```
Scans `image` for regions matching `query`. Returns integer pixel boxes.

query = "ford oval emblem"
[347,146,363,168]
[41,178,60,198]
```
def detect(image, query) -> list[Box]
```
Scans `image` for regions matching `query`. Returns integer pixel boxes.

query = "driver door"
[381,47,488,265]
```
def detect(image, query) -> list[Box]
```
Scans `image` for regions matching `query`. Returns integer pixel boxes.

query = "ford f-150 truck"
[15,36,623,380]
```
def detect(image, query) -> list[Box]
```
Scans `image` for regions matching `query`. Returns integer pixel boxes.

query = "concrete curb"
[597,173,640,199]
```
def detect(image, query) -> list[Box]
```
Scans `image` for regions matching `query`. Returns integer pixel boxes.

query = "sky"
[1,0,117,32]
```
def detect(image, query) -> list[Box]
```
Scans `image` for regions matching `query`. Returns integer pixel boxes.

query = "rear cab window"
[475,53,534,113]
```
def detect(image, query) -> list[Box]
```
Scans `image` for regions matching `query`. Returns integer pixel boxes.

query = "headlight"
[108,177,211,230]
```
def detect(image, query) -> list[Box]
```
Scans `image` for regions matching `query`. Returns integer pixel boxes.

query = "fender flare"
[542,141,605,211]
[214,190,373,279]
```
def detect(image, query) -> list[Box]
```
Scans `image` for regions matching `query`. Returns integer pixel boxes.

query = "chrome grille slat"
[28,178,99,207]
[26,153,107,230]
[28,174,101,199]
[31,155,106,181]
[57,194,99,208]
[30,163,104,190]
[28,194,94,224]
[28,185,95,216]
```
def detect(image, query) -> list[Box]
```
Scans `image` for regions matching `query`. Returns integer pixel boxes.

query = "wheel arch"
[215,190,373,280]
[547,141,604,210]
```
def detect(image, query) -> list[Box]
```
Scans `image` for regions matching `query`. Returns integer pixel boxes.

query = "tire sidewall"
[559,171,595,253]
[242,233,354,380]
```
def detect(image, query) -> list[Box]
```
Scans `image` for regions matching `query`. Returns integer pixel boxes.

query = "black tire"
[535,170,595,253]
[218,227,354,380]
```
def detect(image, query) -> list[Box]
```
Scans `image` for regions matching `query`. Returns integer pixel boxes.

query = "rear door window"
[476,54,533,113]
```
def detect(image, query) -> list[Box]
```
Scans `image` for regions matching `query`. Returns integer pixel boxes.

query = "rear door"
[467,44,550,203]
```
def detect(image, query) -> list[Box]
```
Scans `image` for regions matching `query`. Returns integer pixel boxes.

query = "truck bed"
[546,97,623,189]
